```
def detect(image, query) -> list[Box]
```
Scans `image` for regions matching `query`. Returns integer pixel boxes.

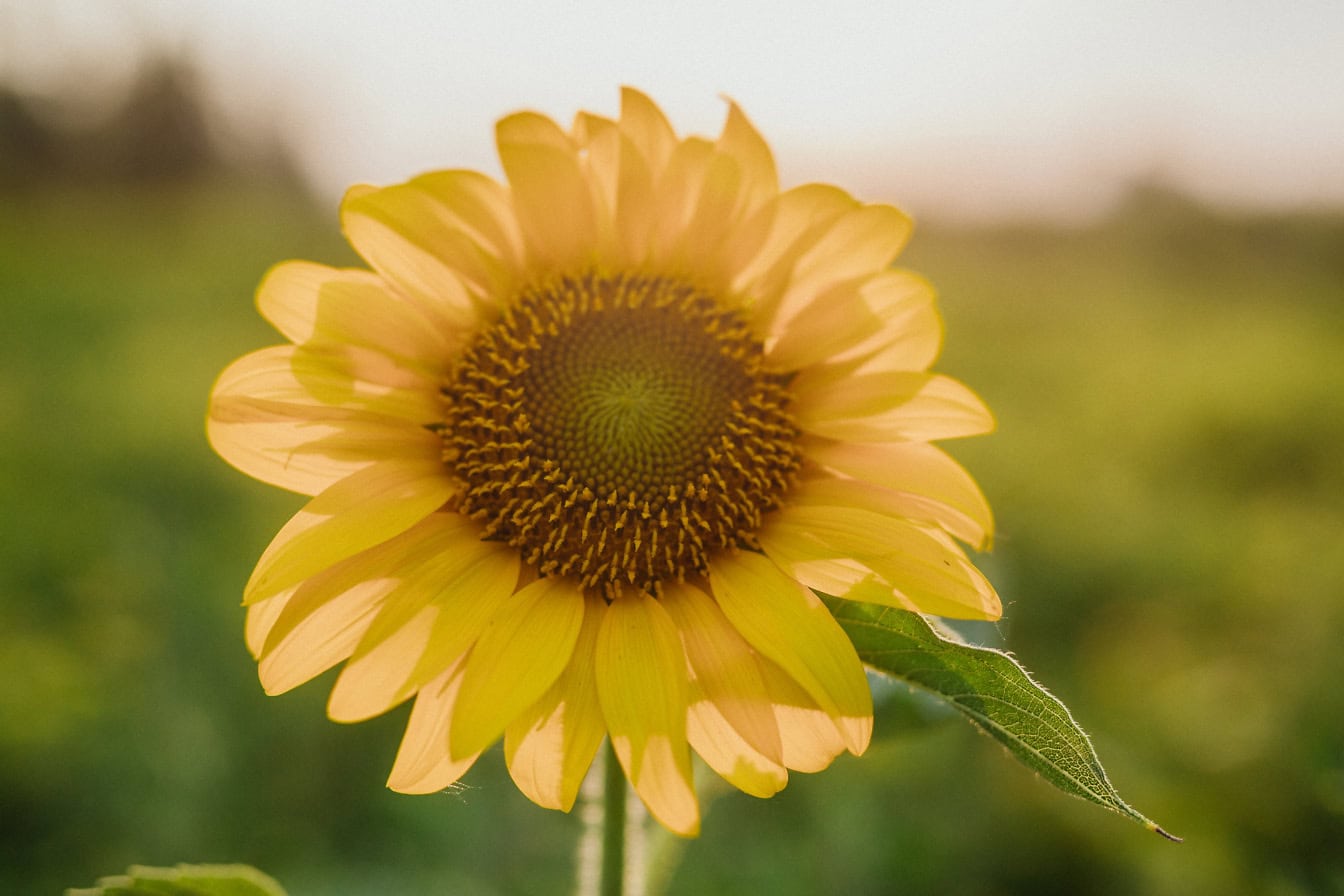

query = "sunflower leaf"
[824,596,1178,840]
[64,863,288,896]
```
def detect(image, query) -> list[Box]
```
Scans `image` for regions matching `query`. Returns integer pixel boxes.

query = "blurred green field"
[2,173,1342,895]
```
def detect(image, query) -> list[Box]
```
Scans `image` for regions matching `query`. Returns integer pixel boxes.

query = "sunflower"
[207,88,1000,836]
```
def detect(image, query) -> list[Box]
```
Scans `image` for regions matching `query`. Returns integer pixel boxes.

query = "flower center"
[440,272,801,596]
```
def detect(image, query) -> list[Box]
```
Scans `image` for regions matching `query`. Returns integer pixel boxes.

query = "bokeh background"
[3,2,1342,894]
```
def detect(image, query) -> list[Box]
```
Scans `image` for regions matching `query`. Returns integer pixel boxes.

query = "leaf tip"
[1149,822,1183,843]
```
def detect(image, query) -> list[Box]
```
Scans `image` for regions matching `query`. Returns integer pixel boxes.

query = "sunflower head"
[208,88,999,836]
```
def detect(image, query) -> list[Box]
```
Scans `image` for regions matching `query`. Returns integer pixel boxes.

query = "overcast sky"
[6,0,1343,221]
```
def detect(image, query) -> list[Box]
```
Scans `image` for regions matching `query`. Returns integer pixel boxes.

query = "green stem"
[600,741,628,896]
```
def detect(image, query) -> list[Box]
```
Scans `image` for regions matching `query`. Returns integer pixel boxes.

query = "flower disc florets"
[440,272,802,595]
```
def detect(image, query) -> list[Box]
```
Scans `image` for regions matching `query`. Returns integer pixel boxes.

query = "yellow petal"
[396,549,522,703]
[243,458,455,604]
[387,657,481,794]
[255,514,475,693]
[769,203,913,333]
[673,150,747,286]
[843,269,944,372]
[757,657,850,773]
[792,369,995,442]
[596,590,699,837]
[761,504,1002,620]
[572,111,621,230]
[728,183,857,320]
[259,577,392,695]
[611,130,657,266]
[256,260,452,371]
[768,269,942,373]
[765,279,882,371]
[244,589,292,657]
[803,438,993,549]
[687,699,787,798]
[660,582,782,763]
[324,531,519,722]
[715,98,778,218]
[450,578,587,760]
[647,135,715,269]
[325,602,435,722]
[618,87,677,179]
[210,344,442,426]
[504,594,607,812]
[664,581,787,797]
[496,111,597,270]
[340,172,522,323]
[708,551,871,755]
[208,388,441,497]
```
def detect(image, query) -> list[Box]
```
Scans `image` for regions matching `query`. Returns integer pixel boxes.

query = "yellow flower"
[207,88,1000,836]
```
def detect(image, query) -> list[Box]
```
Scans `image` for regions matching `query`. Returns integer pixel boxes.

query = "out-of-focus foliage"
[66,862,286,896]
[2,64,1342,896]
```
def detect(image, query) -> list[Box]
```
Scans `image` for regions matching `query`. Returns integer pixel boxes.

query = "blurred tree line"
[0,55,298,189]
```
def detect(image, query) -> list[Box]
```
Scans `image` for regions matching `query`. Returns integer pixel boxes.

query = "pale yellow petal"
[789,472,989,552]
[243,458,455,604]
[715,98,778,218]
[325,602,435,722]
[618,87,678,179]
[496,111,597,270]
[596,591,699,837]
[792,369,995,442]
[572,111,621,230]
[324,532,519,722]
[758,657,850,773]
[259,578,392,696]
[244,589,292,657]
[611,130,657,266]
[208,389,440,497]
[767,269,942,373]
[254,514,466,691]
[341,171,524,313]
[842,269,944,372]
[450,578,587,759]
[387,657,481,794]
[707,551,872,755]
[339,184,483,334]
[767,203,913,333]
[686,698,788,798]
[660,582,782,763]
[255,260,452,371]
[210,344,442,426]
[665,580,787,796]
[647,136,715,270]
[762,504,1002,620]
[803,439,993,549]
[505,593,607,812]
[728,184,858,324]
[672,150,747,287]
[764,279,882,371]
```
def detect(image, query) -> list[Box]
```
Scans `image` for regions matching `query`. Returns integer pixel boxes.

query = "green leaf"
[65,863,287,896]
[825,597,1179,840]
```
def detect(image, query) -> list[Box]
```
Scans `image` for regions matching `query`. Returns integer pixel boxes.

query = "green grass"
[4,178,1342,895]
